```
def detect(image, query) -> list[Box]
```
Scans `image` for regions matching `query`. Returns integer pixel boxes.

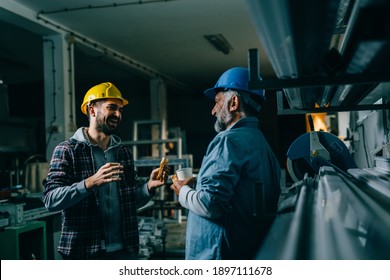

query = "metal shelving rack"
[123,120,191,223]
[122,120,192,171]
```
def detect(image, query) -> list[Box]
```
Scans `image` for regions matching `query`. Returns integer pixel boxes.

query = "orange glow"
[306,113,328,132]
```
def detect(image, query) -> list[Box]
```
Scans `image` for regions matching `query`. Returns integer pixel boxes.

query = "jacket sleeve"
[178,136,241,219]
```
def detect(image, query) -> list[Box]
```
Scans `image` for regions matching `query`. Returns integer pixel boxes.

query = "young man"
[43,82,167,259]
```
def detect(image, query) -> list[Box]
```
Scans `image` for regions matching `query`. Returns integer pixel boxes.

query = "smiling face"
[93,98,124,135]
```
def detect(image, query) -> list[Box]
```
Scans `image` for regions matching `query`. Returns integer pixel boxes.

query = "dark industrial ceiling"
[0,0,275,95]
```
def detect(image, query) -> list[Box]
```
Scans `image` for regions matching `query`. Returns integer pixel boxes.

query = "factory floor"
[153,220,186,260]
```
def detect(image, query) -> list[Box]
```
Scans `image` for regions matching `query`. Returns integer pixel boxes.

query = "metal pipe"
[280,182,309,259]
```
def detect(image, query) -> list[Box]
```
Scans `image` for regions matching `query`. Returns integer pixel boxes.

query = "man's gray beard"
[214,119,225,132]
[214,106,233,133]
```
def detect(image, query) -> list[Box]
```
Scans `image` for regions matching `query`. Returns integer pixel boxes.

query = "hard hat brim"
[204,87,218,99]
[81,97,129,115]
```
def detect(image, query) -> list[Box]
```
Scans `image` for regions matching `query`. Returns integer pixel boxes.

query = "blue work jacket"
[179,117,281,259]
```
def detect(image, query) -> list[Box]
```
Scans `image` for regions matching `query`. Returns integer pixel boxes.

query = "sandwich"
[156,157,169,181]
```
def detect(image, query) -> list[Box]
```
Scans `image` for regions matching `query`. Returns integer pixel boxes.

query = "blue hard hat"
[204,67,265,100]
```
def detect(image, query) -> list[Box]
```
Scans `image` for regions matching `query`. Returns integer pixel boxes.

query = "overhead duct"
[245,0,390,113]
[245,0,342,109]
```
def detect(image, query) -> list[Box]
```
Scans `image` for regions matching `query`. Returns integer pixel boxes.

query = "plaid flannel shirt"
[43,136,145,259]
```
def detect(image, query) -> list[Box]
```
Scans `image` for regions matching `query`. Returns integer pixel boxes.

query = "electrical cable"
[359,123,372,168]
[43,39,57,149]
[38,0,179,15]
[66,36,76,132]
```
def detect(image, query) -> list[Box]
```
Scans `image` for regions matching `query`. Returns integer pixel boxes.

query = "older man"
[171,67,281,259]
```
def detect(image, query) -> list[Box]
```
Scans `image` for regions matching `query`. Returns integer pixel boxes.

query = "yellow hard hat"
[81,82,129,115]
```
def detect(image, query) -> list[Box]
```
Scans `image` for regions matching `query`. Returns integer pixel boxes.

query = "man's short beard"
[96,112,118,135]
[97,123,116,135]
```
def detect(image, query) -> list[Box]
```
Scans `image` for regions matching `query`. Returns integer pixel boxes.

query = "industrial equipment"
[246,0,390,113]
[246,0,390,260]
[257,163,390,259]
[257,132,390,259]
[287,130,357,182]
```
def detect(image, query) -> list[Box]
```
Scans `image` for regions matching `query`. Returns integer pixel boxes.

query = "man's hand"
[85,162,123,190]
[170,177,196,195]
[147,166,170,191]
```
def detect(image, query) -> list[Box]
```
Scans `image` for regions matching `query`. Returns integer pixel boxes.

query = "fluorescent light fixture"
[245,0,301,108]
[204,34,233,55]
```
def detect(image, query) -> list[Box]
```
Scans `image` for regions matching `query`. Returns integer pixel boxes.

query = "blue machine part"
[286,131,357,182]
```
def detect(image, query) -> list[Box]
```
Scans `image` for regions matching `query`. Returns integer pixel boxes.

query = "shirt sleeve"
[178,185,215,217]
[136,182,154,208]
[42,180,90,211]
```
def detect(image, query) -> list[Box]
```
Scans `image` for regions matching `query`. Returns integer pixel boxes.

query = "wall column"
[149,78,167,157]
[43,34,76,160]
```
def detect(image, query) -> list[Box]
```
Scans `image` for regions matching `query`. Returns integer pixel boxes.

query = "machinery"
[286,130,357,182]
[257,126,390,259]
[246,0,390,259]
